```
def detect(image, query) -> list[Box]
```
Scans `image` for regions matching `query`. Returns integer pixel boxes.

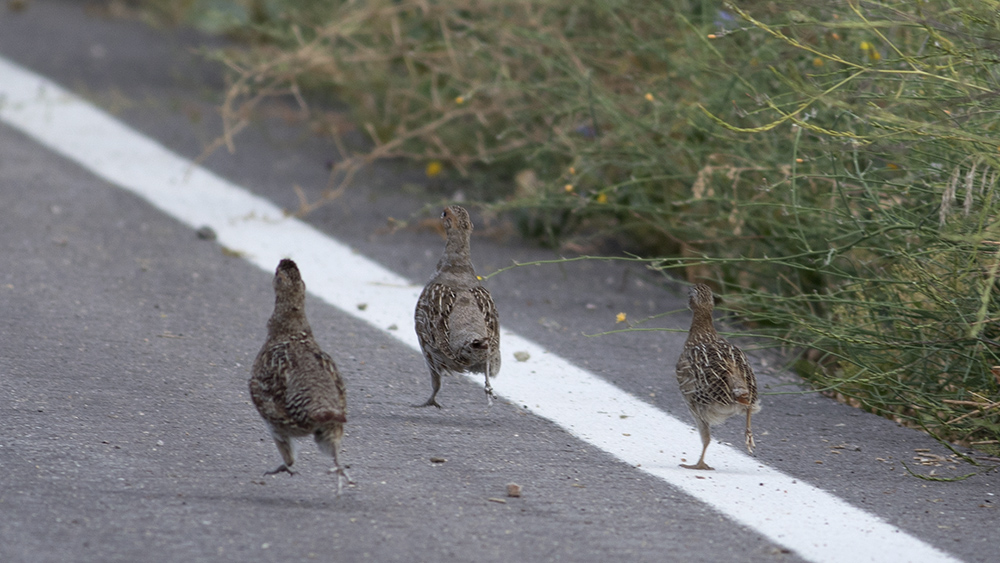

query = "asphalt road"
[0,2,997,562]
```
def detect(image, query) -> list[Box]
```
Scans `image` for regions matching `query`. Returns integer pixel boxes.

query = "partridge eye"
[441,211,448,219]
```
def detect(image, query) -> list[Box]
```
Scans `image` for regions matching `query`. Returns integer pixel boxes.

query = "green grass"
[140,0,1000,454]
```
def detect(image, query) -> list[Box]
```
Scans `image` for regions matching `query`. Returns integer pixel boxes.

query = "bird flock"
[248,205,760,494]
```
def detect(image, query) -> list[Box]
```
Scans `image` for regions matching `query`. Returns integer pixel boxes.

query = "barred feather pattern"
[413,205,501,408]
[250,334,347,434]
[675,283,760,469]
[249,259,351,493]
[675,336,759,426]
[415,284,500,377]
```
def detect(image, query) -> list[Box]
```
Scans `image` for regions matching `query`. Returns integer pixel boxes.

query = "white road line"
[0,57,961,563]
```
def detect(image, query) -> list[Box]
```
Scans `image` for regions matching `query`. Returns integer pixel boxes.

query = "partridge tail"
[314,409,347,424]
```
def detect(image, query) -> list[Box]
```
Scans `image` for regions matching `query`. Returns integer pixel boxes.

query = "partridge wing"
[249,341,293,424]
[284,342,348,425]
[470,285,501,376]
[415,283,458,361]
[686,341,740,406]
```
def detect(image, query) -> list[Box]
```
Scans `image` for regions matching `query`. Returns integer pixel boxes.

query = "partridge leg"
[415,364,444,408]
[483,356,496,407]
[265,431,297,475]
[680,418,714,471]
[316,426,353,495]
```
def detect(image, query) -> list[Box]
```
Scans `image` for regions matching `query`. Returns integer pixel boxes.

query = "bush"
[153,0,1000,452]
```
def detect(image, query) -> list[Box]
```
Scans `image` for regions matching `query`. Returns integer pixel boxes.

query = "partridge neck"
[436,231,475,275]
[268,301,312,338]
[443,231,471,260]
[687,307,718,341]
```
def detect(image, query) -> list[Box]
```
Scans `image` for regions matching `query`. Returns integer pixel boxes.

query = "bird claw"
[484,377,496,407]
[330,466,354,495]
[264,464,296,476]
[745,411,756,454]
[680,462,715,471]
[413,397,443,409]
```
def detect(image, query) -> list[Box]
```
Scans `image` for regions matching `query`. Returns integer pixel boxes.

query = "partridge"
[414,205,501,408]
[675,283,761,470]
[249,259,352,493]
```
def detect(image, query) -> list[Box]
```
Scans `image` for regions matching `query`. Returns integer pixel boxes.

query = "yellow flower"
[645,92,655,102]
[455,96,465,104]
[568,167,576,175]
[616,312,627,323]
[707,34,717,39]
[596,193,608,204]
[564,184,574,193]
[477,275,483,281]
[425,161,443,177]
[812,57,824,67]
[860,42,880,62]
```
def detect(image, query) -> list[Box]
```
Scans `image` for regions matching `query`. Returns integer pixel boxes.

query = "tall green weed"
[148,0,1000,451]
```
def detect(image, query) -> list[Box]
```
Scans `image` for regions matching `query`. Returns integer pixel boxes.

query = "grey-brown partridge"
[249,259,352,493]
[675,283,761,470]
[414,205,501,408]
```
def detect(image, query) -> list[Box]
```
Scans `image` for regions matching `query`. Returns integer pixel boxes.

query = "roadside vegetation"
[135,0,1000,456]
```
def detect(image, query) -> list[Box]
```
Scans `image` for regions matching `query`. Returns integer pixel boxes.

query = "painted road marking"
[0,57,961,563]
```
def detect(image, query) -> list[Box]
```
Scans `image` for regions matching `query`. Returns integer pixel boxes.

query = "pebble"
[195,226,217,240]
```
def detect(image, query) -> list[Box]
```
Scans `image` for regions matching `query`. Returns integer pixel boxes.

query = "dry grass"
[142,0,1000,454]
